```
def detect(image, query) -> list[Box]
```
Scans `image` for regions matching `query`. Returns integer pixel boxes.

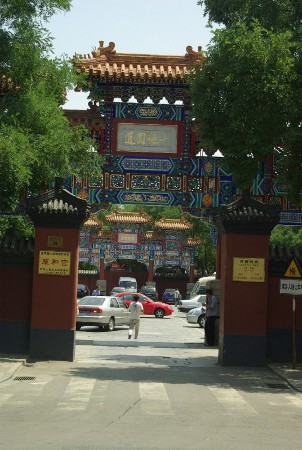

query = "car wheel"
[76,324,81,331]
[104,317,115,331]
[154,308,165,318]
[198,315,206,328]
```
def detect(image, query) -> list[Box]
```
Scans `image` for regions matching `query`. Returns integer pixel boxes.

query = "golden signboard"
[117,232,138,244]
[38,251,71,276]
[47,236,63,248]
[117,123,178,154]
[233,257,265,282]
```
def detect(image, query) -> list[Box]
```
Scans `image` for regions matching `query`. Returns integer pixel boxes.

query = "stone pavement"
[1,352,302,392]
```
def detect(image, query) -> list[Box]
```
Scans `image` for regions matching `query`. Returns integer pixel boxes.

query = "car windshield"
[78,297,106,306]
[120,281,136,288]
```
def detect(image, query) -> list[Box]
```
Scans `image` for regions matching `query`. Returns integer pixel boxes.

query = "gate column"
[27,178,89,361]
[209,193,280,366]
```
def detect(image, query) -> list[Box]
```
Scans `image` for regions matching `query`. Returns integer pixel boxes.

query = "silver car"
[186,305,206,328]
[76,296,130,331]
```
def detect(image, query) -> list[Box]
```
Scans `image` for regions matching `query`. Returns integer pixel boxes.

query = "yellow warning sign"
[284,259,302,278]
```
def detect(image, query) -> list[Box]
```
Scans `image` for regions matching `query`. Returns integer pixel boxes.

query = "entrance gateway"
[64,41,301,278]
[65,41,297,217]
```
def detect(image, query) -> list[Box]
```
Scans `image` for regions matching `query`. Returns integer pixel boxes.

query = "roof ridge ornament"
[92,41,116,58]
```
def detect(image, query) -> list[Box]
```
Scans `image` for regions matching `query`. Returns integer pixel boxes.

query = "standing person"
[92,284,101,296]
[204,288,217,346]
[174,289,182,306]
[128,294,144,339]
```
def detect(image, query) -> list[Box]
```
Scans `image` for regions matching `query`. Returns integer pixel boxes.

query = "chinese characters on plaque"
[38,251,71,276]
[117,123,178,154]
[233,257,265,282]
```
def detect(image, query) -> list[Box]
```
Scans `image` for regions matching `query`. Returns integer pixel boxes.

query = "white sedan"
[177,294,206,312]
[186,306,206,328]
[77,296,130,331]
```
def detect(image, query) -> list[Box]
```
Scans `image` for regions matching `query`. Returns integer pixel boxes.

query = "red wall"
[220,233,270,336]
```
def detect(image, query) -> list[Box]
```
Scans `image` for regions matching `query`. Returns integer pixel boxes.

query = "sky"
[47,0,214,110]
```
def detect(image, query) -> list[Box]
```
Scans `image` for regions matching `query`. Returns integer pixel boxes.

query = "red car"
[115,292,174,318]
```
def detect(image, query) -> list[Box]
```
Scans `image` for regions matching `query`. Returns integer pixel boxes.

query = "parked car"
[116,292,174,318]
[140,285,158,301]
[186,305,206,328]
[178,294,206,313]
[77,284,90,298]
[110,286,126,295]
[76,295,130,331]
[162,288,181,304]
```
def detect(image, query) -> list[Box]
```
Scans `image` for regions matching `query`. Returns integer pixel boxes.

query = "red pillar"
[209,195,280,366]
[216,234,221,279]
[99,257,105,280]
[148,260,154,282]
[27,181,89,361]
[189,265,195,283]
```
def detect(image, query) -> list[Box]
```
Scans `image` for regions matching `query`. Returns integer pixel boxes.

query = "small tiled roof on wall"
[209,194,280,234]
[155,218,193,231]
[73,41,204,84]
[105,211,151,224]
[27,179,89,228]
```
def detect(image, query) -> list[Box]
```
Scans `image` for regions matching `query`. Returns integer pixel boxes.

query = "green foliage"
[270,225,302,247]
[0,0,103,231]
[192,1,302,200]
[0,216,34,239]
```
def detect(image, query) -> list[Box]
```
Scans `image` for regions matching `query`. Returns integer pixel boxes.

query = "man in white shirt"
[128,294,144,339]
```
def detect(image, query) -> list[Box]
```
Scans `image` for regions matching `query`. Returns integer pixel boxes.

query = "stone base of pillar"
[218,334,267,366]
[29,328,75,361]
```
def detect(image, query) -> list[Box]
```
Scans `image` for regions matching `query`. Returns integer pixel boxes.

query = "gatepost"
[209,193,280,366]
[27,178,89,361]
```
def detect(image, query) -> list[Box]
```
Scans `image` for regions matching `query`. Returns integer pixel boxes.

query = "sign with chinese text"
[38,251,71,276]
[47,236,63,248]
[117,232,138,244]
[117,123,178,154]
[233,257,265,282]
[280,279,302,295]
[283,259,302,278]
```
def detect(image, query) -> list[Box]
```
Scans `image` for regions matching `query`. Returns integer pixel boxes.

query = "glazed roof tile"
[155,218,193,231]
[74,41,204,83]
[83,216,102,227]
[105,210,151,223]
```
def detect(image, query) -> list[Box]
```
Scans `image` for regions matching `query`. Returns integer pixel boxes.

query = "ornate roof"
[64,106,104,128]
[154,218,193,231]
[82,216,102,227]
[105,210,151,224]
[27,178,89,227]
[209,194,281,234]
[74,41,204,84]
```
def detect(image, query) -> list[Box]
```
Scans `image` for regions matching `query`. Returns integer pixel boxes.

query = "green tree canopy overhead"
[190,1,302,201]
[0,0,102,237]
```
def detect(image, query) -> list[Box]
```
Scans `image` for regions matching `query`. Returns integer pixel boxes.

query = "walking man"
[128,294,144,339]
[204,288,217,346]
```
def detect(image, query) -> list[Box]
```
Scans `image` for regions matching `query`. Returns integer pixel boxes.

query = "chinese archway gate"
[65,41,297,222]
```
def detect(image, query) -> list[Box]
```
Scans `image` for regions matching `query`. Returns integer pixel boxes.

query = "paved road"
[1,309,302,450]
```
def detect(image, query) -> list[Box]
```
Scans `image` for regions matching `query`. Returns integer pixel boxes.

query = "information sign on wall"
[47,236,63,248]
[38,251,71,276]
[233,257,265,282]
[280,279,302,295]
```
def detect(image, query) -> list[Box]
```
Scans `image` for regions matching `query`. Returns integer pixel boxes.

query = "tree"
[0,0,102,237]
[190,1,302,201]
[270,225,302,247]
